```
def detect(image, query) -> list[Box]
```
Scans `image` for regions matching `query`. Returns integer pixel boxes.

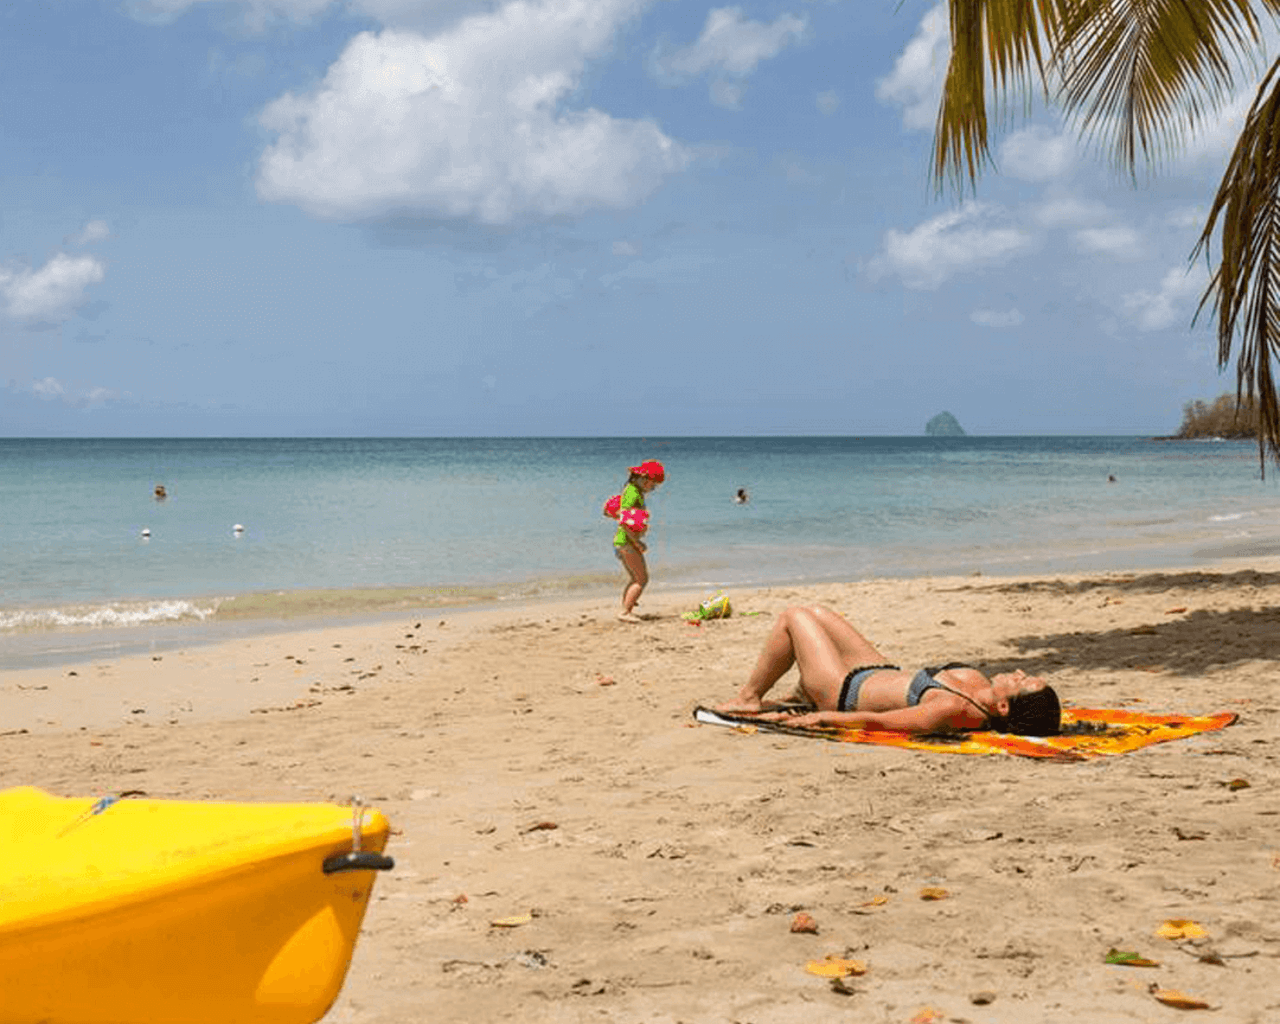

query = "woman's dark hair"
[989,686,1061,736]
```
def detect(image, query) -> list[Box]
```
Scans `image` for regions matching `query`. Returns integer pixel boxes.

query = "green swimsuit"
[613,482,645,548]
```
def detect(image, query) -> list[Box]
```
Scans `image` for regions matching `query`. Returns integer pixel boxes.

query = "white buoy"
[232,524,245,534]
[140,528,151,537]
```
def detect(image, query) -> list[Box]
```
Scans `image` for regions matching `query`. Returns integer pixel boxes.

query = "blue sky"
[0,0,1252,436]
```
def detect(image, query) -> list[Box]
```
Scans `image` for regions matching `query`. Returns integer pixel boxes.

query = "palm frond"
[1195,56,1280,470]
[933,0,1060,189]
[933,1,1267,188]
[1054,0,1266,173]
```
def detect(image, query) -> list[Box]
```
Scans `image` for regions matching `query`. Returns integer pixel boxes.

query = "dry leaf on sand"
[918,886,950,900]
[853,895,889,913]
[909,1009,946,1024]
[790,912,819,934]
[490,914,533,928]
[1150,986,1211,1009]
[1156,919,1208,940]
[804,956,866,978]
[1104,948,1159,967]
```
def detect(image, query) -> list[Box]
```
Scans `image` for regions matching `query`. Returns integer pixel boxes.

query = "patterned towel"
[692,706,1238,762]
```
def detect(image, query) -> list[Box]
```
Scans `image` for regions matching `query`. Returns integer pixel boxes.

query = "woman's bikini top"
[914,662,998,725]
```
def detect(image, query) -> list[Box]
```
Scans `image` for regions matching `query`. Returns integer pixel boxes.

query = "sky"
[0,0,1259,436]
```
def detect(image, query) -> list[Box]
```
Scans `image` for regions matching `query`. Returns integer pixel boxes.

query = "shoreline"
[7,525,1280,672]
[3,563,1279,1021]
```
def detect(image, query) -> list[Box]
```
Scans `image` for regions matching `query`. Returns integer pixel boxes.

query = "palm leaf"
[1194,56,1280,469]
[1054,0,1265,173]
[934,0,1060,189]
[934,0,1280,466]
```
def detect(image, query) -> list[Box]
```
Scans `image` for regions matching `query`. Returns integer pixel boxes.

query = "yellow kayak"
[0,786,393,1024]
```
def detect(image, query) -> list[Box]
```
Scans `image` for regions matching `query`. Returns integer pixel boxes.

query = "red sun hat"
[629,459,666,482]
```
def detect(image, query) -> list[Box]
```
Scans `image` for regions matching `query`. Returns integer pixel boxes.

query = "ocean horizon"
[3,435,1277,669]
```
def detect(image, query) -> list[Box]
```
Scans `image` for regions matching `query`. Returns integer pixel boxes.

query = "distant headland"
[925,411,966,436]
[1168,393,1261,440]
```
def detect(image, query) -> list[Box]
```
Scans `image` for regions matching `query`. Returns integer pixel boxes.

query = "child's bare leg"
[617,546,648,622]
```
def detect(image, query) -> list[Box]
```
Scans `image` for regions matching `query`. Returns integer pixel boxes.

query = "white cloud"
[124,0,333,26]
[1166,206,1206,230]
[0,253,106,323]
[351,0,502,32]
[612,240,640,256]
[971,307,1024,328]
[257,0,691,224]
[1122,265,1209,331]
[999,126,1074,181]
[598,253,716,288]
[1175,85,1253,169]
[30,377,64,399]
[65,219,110,247]
[876,4,947,131]
[656,7,805,78]
[709,80,745,109]
[652,6,805,106]
[815,90,840,115]
[23,377,120,408]
[1073,225,1143,259]
[869,203,1035,290]
[1033,197,1111,228]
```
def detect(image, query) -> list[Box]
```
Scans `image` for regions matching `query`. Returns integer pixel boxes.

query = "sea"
[2,436,1278,669]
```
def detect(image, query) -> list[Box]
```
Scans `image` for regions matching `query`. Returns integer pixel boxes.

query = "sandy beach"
[4,565,1280,1023]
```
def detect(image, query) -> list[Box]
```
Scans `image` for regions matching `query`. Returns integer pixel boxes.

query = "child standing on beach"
[612,460,664,623]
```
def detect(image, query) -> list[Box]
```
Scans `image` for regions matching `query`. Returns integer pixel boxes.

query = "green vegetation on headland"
[1173,393,1262,440]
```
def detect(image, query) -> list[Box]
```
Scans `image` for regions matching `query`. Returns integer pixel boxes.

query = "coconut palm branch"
[933,0,1280,468]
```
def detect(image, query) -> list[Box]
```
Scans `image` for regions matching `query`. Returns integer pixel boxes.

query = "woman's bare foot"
[617,611,643,623]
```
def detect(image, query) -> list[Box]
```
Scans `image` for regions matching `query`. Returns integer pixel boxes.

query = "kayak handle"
[323,851,396,874]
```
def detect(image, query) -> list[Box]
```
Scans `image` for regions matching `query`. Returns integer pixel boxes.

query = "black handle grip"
[323,851,396,874]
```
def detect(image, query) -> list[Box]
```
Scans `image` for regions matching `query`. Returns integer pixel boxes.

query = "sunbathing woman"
[715,605,1061,736]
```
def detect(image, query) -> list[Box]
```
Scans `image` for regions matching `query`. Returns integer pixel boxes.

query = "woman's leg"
[805,605,885,668]
[718,605,885,712]
[617,545,648,622]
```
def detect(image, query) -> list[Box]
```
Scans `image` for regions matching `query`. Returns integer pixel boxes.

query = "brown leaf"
[1164,606,1188,614]
[1150,986,1211,1010]
[1226,778,1250,790]
[918,886,949,901]
[595,673,616,686]
[1156,919,1208,940]
[790,912,819,934]
[490,913,533,928]
[910,1009,946,1024]
[853,895,889,913]
[804,956,866,978]
[524,821,558,832]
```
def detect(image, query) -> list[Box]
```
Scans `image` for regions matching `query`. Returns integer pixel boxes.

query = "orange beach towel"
[692,706,1238,762]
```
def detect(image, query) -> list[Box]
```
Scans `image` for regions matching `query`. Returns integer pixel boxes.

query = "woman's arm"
[757,699,972,732]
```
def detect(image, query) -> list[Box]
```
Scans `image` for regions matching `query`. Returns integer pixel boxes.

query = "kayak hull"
[0,787,392,1024]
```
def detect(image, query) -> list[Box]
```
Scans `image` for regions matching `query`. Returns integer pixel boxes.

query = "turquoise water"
[2,436,1277,665]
